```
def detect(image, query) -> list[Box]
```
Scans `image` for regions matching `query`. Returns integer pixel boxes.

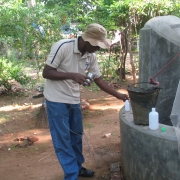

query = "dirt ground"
[0,76,133,180]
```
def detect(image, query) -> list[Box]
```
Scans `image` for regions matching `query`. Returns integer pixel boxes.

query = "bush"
[0,57,31,91]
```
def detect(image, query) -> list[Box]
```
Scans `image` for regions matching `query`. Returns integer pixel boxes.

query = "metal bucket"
[127,82,161,125]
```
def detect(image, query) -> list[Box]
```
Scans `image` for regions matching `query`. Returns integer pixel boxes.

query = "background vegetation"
[0,0,180,92]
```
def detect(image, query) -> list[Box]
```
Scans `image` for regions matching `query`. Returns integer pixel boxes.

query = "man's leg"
[69,104,94,177]
[69,104,84,170]
[46,100,79,180]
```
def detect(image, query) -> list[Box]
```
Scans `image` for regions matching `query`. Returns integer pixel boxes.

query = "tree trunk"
[119,30,128,81]
[36,101,49,128]
[27,0,36,7]
[127,21,137,83]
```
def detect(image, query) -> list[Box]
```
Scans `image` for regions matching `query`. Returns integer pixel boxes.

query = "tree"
[85,0,179,83]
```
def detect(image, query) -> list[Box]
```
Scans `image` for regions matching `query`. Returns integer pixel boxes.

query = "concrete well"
[119,107,180,180]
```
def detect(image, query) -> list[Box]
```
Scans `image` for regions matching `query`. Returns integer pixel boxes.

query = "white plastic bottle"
[149,108,159,130]
[125,100,130,112]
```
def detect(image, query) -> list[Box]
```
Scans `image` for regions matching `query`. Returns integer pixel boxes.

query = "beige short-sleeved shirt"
[43,37,101,104]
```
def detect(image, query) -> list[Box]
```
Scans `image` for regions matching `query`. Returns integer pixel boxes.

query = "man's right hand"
[71,73,92,86]
[43,65,92,85]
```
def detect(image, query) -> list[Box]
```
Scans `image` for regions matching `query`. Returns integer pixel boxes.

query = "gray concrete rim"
[120,107,177,142]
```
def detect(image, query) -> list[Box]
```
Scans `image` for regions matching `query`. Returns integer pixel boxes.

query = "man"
[43,23,129,180]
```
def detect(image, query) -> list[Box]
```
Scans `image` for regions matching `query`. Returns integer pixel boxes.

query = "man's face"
[85,42,100,53]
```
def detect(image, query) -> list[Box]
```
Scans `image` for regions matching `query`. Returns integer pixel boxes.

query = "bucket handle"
[128,82,162,89]
[128,82,152,88]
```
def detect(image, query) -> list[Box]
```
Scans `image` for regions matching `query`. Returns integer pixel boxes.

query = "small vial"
[125,100,130,111]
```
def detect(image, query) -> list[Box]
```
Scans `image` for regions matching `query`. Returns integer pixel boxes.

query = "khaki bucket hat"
[81,23,111,49]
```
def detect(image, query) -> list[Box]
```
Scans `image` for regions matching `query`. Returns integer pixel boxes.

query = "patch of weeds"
[20,148,28,156]
[37,145,47,152]
[10,92,16,98]
[85,110,103,117]
[6,91,25,99]
[6,128,14,134]
[0,158,4,164]
[11,144,19,150]
[29,147,36,154]
[100,148,107,155]
[0,114,10,123]
[84,123,94,134]
[111,132,115,136]
[82,111,93,118]
[84,82,100,93]
[13,101,22,107]
[13,91,25,97]
[27,79,39,90]
[17,146,39,156]
[103,119,111,124]
[25,125,30,130]
[121,80,126,85]
[111,132,117,140]
[34,108,40,118]
[2,101,13,106]
[95,110,103,116]
[23,91,30,97]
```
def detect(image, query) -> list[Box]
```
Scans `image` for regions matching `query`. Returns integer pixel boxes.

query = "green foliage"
[87,0,180,81]
[0,57,31,91]
[98,53,119,81]
[1,0,180,85]
[91,0,178,32]
[0,3,66,72]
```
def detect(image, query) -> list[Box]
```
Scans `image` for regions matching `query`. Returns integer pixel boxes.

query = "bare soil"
[0,76,133,180]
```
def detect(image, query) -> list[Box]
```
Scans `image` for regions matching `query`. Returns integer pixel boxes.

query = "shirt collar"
[74,37,80,54]
[74,36,92,58]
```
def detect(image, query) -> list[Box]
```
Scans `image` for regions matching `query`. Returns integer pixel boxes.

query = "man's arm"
[94,76,129,101]
[42,64,91,85]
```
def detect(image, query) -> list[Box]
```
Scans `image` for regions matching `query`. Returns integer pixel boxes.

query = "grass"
[83,110,103,119]
[0,114,10,123]
[103,119,111,124]
[95,110,103,116]
[84,123,94,134]
[84,82,100,93]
